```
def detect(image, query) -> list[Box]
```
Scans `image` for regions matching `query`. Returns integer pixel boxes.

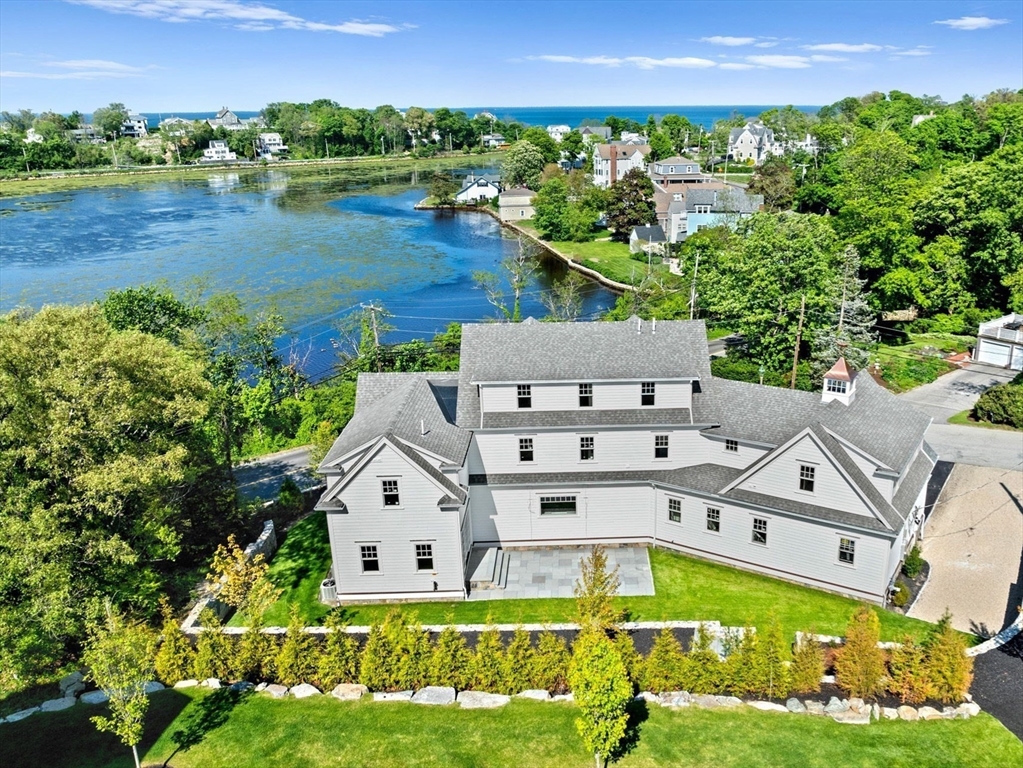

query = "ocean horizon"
[132,105,820,131]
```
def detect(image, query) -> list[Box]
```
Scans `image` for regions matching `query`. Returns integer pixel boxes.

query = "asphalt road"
[234,445,317,501]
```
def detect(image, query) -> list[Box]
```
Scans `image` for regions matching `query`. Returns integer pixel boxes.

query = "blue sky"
[0,0,1020,112]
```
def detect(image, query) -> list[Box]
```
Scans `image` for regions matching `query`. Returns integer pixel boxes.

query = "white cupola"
[822,357,856,405]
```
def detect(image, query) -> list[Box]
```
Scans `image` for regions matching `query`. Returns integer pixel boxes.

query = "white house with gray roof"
[316,319,934,605]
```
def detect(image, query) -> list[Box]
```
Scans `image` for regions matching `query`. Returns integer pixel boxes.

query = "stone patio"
[467,545,654,601]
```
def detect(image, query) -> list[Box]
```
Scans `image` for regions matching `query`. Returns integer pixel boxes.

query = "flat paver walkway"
[467,546,654,601]
[909,464,1023,636]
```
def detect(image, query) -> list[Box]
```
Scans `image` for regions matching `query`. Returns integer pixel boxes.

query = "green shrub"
[466,622,507,692]
[613,631,641,689]
[532,630,570,694]
[835,607,886,699]
[192,610,234,681]
[757,616,790,699]
[790,631,825,694]
[902,545,925,579]
[710,355,814,391]
[722,625,761,697]
[684,623,723,694]
[277,476,305,515]
[358,620,394,692]
[888,635,930,704]
[317,612,359,689]
[923,611,973,704]
[640,627,688,693]
[428,625,470,689]
[275,606,316,687]
[392,615,431,691]
[973,381,1023,428]
[502,628,536,694]
[891,583,910,608]
[232,620,276,682]
[154,599,195,685]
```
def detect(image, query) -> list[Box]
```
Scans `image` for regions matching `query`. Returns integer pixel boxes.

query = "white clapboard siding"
[695,434,771,469]
[836,438,895,502]
[327,443,464,597]
[480,380,692,412]
[735,435,877,519]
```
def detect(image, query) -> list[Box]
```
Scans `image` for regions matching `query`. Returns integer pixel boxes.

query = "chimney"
[821,357,856,406]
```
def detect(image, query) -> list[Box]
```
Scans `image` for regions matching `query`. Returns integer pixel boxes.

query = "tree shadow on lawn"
[609,698,649,764]
[269,511,332,591]
[161,687,253,767]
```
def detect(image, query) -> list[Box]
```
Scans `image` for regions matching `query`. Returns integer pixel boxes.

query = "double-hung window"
[539,495,577,516]
[415,543,434,571]
[360,544,380,572]
[668,497,682,523]
[752,517,768,545]
[799,464,816,493]
[654,434,669,459]
[579,383,593,407]
[580,436,595,461]
[838,538,855,565]
[381,479,400,507]
[517,384,532,408]
[706,507,721,532]
[519,438,534,463]
[641,382,656,406]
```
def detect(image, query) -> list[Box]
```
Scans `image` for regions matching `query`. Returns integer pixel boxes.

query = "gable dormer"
[822,357,856,406]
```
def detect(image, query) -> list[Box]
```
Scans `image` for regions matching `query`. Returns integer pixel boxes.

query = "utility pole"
[790,294,806,389]
[325,139,330,160]
[365,303,383,373]
[689,250,701,321]
[22,146,30,174]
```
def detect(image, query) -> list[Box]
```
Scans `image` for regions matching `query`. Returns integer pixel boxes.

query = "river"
[0,165,616,377]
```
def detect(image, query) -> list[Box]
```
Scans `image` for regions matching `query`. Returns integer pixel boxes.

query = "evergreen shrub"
[154,598,195,685]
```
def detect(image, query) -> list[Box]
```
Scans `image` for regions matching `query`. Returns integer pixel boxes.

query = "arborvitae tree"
[467,622,507,692]
[154,598,194,685]
[192,610,234,681]
[393,615,431,692]
[923,612,973,704]
[359,620,394,692]
[685,623,723,695]
[574,544,622,632]
[888,634,930,704]
[790,630,825,694]
[503,628,536,694]
[758,616,791,699]
[274,606,316,687]
[232,618,276,682]
[533,630,570,694]
[723,625,761,697]
[317,611,359,690]
[568,627,633,768]
[428,624,470,689]
[640,627,687,693]
[835,607,886,699]
[613,631,641,689]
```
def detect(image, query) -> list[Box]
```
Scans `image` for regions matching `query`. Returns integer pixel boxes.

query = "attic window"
[579,383,593,407]
[826,378,848,394]
[381,479,400,507]
[517,384,532,408]
[725,439,738,453]
[641,382,656,406]
[799,465,816,493]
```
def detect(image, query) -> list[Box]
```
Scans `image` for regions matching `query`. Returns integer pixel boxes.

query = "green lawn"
[2,689,1018,768]
[947,409,1022,432]
[549,238,673,286]
[241,513,935,642]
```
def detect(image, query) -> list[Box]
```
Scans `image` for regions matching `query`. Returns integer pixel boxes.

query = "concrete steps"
[468,547,507,592]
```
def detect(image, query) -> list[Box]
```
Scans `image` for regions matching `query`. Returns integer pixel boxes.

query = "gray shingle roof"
[468,463,742,496]
[320,373,470,469]
[892,447,934,516]
[481,408,693,430]
[725,488,892,534]
[685,187,763,214]
[811,424,901,530]
[632,225,666,242]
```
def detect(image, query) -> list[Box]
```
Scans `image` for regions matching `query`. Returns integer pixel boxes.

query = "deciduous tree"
[569,628,633,768]
[605,168,656,242]
[502,140,546,189]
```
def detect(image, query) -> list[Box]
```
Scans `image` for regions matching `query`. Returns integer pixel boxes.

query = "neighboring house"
[975,314,1023,370]
[728,121,818,164]
[207,107,264,132]
[684,187,763,235]
[629,225,667,257]
[121,113,148,138]
[579,126,612,144]
[69,125,104,144]
[481,133,505,149]
[315,319,934,606]
[546,124,571,143]
[592,143,652,188]
[455,172,502,203]
[200,140,237,163]
[911,112,936,127]
[620,131,649,144]
[498,187,537,221]
[158,116,192,136]
[648,157,716,190]
[257,132,288,159]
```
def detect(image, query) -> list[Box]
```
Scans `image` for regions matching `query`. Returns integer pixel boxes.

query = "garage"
[976,314,1023,370]
[977,339,1012,367]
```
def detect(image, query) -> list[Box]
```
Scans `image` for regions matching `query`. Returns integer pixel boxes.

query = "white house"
[629,225,667,257]
[158,116,192,136]
[201,140,237,163]
[121,113,148,138]
[455,172,501,203]
[592,143,652,188]
[546,125,572,143]
[481,134,505,149]
[579,126,612,144]
[498,187,537,221]
[316,320,934,606]
[975,314,1023,370]
[207,107,263,132]
[257,132,288,159]
[728,121,818,164]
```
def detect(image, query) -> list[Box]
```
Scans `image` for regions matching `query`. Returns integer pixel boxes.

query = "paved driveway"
[909,464,1023,636]
[898,364,1015,423]
[234,446,318,501]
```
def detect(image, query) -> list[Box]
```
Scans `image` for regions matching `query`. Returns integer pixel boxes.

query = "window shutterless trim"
[668,497,682,523]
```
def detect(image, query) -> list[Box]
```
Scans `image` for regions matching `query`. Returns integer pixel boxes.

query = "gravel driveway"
[909,464,1023,636]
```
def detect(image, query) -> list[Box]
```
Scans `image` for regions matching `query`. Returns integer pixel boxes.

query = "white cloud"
[890,47,932,57]
[802,42,883,53]
[745,54,811,69]
[719,62,760,70]
[809,55,847,62]
[934,16,1009,30]
[44,59,147,72]
[753,41,778,48]
[67,0,406,36]
[528,54,716,69]
[1,58,153,79]
[700,36,756,46]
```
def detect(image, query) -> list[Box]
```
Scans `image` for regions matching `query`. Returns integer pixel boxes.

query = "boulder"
[411,687,456,706]
[143,681,165,694]
[63,682,86,698]
[59,671,85,694]
[80,691,109,705]
[956,702,981,718]
[332,684,368,701]
[823,697,848,714]
[747,701,788,713]
[942,707,958,719]
[255,683,268,692]
[871,703,881,721]
[847,697,865,712]
[373,691,413,702]
[516,689,551,701]
[659,691,692,708]
[786,698,806,714]
[635,691,660,704]
[897,705,919,721]
[551,693,574,702]
[457,691,511,709]
[174,679,199,689]
[692,695,742,708]
[882,707,899,720]
[830,709,871,725]
[5,707,39,722]
[917,706,943,721]
[230,681,254,692]
[290,684,322,699]
[202,678,221,689]
[40,697,76,713]
[263,684,289,699]
[804,700,826,715]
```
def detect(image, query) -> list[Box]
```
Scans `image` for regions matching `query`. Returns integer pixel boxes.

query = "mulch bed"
[970,633,1023,740]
